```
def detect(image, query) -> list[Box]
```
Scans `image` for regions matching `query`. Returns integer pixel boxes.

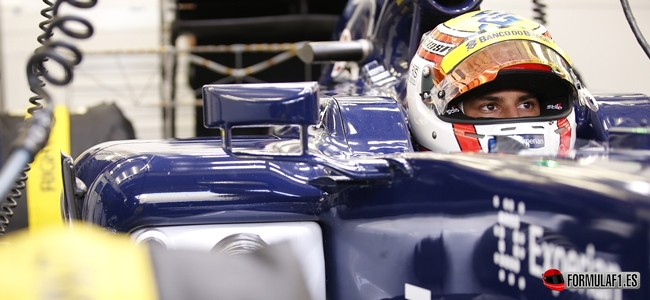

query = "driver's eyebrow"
[517,94,538,101]
[474,93,537,102]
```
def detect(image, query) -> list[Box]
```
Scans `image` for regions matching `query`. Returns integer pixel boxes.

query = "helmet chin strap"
[458,102,465,114]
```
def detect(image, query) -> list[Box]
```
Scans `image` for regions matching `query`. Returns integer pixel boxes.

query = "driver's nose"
[500,106,519,118]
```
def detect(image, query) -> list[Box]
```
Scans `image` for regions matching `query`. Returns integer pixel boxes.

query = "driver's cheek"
[517,106,540,117]
[480,108,500,118]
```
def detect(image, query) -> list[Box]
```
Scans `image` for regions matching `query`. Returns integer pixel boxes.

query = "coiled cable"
[0,0,96,235]
[532,0,547,25]
[37,1,55,45]
[0,1,59,234]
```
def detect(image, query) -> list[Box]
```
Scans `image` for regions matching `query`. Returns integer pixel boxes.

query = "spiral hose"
[0,0,96,235]
[532,0,547,25]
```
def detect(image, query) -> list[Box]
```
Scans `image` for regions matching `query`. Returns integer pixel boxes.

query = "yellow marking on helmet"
[441,28,571,73]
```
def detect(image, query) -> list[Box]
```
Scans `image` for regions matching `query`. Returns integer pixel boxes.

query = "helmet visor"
[427,40,575,115]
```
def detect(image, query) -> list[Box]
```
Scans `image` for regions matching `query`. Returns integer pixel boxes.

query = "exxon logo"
[509,134,545,149]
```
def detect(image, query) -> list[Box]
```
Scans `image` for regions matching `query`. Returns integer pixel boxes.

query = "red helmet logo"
[542,269,565,291]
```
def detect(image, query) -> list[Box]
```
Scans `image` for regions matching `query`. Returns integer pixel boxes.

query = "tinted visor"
[427,40,574,115]
[544,274,565,284]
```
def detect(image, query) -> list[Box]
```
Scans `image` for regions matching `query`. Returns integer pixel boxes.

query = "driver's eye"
[482,104,496,111]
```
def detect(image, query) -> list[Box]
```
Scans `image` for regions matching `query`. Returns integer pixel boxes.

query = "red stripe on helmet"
[431,31,461,44]
[416,31,462,64]
[417,47,443,63]
[503,64,552,72]
[557,117,572,155]
[452,124,482,152]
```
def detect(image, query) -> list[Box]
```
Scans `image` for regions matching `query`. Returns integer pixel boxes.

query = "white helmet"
[406,10,598,155]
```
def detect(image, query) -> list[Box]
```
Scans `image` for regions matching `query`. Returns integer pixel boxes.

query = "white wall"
[481,0,650,97]
[0,0,180,140]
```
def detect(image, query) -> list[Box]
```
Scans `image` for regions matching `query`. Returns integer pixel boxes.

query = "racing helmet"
[406,10,598,155]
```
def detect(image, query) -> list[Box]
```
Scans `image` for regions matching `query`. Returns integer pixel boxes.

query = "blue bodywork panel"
[203,82,319,128]
[73,88,650,299]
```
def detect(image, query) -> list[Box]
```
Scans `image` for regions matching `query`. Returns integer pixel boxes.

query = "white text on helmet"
[546,103,563,110]
[477,29,550,44]
[423,37,454,56]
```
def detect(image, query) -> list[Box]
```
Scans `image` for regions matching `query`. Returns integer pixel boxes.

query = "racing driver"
[406,10,598,155]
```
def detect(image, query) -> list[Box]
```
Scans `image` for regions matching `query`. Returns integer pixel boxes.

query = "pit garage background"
[0,0,648,232]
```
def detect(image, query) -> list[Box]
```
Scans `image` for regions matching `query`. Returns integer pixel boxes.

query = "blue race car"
[62,1,650,299]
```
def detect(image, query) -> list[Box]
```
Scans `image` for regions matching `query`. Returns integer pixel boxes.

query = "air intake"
[212,233,268,255]
[423,0,482,16]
